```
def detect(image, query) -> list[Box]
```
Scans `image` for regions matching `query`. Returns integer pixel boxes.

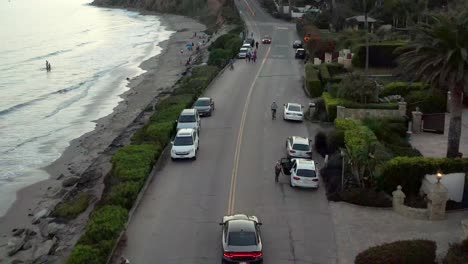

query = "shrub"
[66,245,102,264]
[326,63,347,76]
[352,42,406,68]
[328,83,340,97]
[444,243,468,264]
[112,144,160,182]
[379,157,468,195]
[81,205,128,244]
[340,188,392,207]
[323,92,339,120]
[315,131,328,157]
[335,119,361,131]
[326,129,345,154]
[143,121,174,146]
[381,82,428,97]
[208,48,232,67]
[337,73,378,103]
[107,181,143,209]
[54,193,90,219]
[319,64,331,82]
[305,63,322,97]
[355,240,437,264]
[405,90,447,114]
[150,94,193,123]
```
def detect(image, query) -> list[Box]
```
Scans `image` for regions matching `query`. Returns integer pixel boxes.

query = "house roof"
[346,15,377,23]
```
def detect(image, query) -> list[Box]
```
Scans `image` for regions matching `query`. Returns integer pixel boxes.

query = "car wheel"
[171,157,175,161]
[193,155,197,160]
[290,181,294,187]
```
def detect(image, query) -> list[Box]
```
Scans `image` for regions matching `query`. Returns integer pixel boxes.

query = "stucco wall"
[336,102,406,120]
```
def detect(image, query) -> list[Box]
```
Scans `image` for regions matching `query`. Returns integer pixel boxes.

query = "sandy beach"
[0,12,207,261]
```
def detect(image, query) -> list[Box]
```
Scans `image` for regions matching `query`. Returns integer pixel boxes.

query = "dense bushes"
[381,82,428,97]
[405,90,447,114]
[340,188,392,207]
[208,33,242,66]
[355,240,437,264]
[337,73,378,103]
[379,157,468,195]
[305,63,322,97]
[361,117,421,157]
[444,240,468,264]
[352,42,406,68]
[54,193,91,219]
[67,206,128,264]
[111,144,160,182]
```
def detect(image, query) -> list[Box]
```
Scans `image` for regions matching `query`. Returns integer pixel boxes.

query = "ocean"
[0,0,173,215]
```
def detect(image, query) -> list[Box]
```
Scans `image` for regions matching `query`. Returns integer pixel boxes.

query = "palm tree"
[397,9,468,158]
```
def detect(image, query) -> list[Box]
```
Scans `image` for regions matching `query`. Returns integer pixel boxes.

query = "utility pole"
[364,0,369,77]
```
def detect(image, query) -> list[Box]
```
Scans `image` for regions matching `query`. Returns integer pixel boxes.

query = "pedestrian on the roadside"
[253,53,257,63]
[255,41,259,49]
[275,160,282,182]
[246,52,251,62]
[120,256,130,264]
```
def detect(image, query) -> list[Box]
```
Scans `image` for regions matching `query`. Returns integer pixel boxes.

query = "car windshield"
[296,169,316,178]
[288,105,301,112]
[228,231,257,246]
[173,136,193,146]
[178,115,196,123]
[297,50,305,54]
[240,48,248,53]
[195,100,210,107]
[293,143,309,151]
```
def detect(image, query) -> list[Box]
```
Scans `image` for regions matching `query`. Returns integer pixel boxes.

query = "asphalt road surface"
[121,0,338,263]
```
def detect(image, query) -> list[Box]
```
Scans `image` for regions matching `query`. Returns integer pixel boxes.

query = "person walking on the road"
[255,41,259,49]
[120,256,130,264]
[271,101,278,119]
[252,52,257,63]
[246,52,251,62]
[275,160,282,182]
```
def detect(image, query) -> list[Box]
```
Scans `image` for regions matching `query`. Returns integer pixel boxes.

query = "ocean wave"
[76,41,93,47]
[2,125,71,154]
[26,49,73,62]
[133,41,154,48]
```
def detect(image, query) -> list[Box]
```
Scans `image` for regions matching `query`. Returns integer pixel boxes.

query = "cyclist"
[271,101,278,119]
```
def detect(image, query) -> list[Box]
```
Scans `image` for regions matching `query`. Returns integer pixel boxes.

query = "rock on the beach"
[12,228,25,237]
[47,223,64,237]
[23,240,32,250]
[61,176,79,187]
[7,237,26,256]
[11,260,25,264]
[32,237,57,260]
[32,209,50,224]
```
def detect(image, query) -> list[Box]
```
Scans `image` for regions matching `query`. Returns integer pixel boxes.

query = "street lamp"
[436,170,444,183]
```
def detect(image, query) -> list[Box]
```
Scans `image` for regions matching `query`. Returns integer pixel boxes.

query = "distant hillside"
[92,0,228,27]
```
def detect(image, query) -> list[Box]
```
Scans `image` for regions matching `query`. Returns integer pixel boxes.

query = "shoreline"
[0,11,207,258]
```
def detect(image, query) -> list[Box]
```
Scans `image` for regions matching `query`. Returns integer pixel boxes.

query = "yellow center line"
[227,46,272,215]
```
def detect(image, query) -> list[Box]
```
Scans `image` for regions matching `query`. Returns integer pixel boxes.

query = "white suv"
[171,128,199,160]
[176,109,201,133]
[286,136,312,159]
[289,159,319,188]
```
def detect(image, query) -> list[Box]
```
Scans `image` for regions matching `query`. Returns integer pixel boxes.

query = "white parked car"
[176,109,201,133]
[283,103,304,121]
[238,47,250,59]
[242,43,252,49]
[171,128,199,160]
[289,159,319,188]
[286,136,312,159]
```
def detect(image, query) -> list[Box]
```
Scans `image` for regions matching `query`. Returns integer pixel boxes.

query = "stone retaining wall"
[393,202,429,220]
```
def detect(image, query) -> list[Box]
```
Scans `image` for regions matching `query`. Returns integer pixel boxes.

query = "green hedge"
[443,241,468,264]
[319,64,331,82]
[305,63,322,97]
[326,63,347,76]
[54,193,91,219]
[405,90,447,114]
[379,157,468,195]
[107,181,143,210]
[355,240,437,264]
[381,82,428,97]
[323,92,339,120]
[111,144,160,182]
[335,119,361,131]
[352,42,406,68]
[208,48,232,67]
[68,206,129,264]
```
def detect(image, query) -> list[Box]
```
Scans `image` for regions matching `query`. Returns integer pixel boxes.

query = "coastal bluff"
[92,0,226,20]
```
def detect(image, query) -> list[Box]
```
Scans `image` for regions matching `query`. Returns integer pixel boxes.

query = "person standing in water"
[45,60,51,71]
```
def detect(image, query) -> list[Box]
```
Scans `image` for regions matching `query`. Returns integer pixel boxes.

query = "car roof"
[295,159,316,170]
[294,40,302,43]
[228,219,256,233]
[176,128,194,136]
[291,136,309,144]
[240,48,249,51]
[296,48,305,51]
[197,97,210,101]
[287,103,302,108]
[181,108,196,115]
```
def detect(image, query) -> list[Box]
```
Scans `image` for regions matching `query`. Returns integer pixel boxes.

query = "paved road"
[121,0,337,263]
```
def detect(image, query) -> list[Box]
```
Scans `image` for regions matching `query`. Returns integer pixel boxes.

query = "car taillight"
[293,176,300,180]
[290,150,296,153]
[312,178,318,182]
[306,151,312,155]
[223,252,263,258]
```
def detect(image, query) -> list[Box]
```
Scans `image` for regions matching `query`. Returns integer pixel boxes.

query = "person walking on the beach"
[275,160,282,182]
